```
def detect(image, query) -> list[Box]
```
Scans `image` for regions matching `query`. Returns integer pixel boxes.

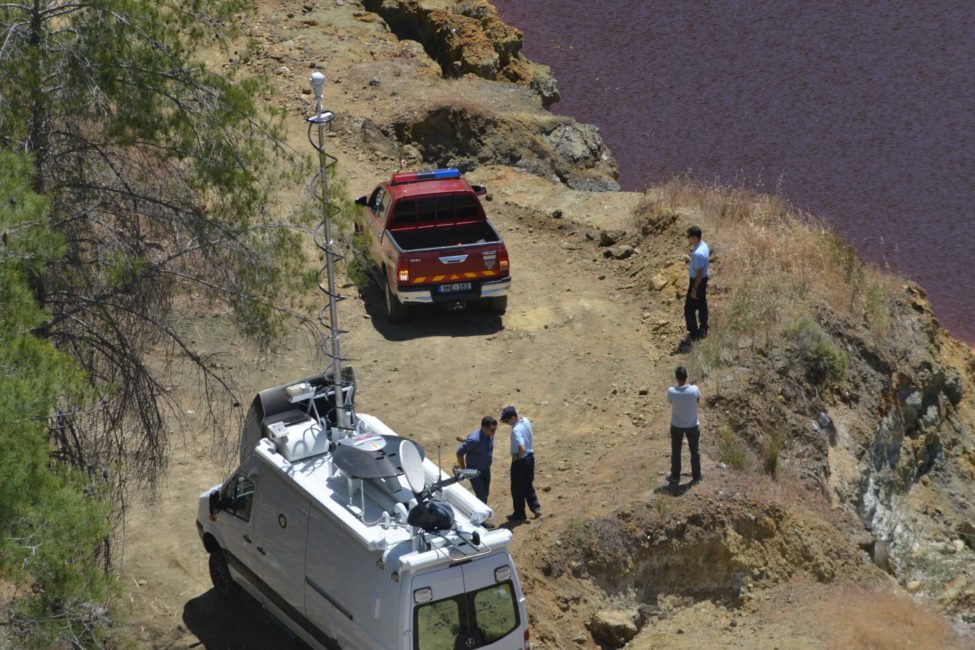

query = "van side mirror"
[471,184,487,196]
[208,489,224,515]
[355,195,368,206]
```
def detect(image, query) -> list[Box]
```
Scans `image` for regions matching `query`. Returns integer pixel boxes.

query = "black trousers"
[670,425,702,482]
[469,468,490,504]
[510,454,539,517]
[684,277,709,338]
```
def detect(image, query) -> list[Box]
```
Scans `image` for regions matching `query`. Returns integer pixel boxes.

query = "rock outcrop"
[364,0,560,107]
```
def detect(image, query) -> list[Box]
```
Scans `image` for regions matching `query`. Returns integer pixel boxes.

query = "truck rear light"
[397,259,409,283]
[524,628,531,649]
[413,587,432,603]
[498,246,509,272]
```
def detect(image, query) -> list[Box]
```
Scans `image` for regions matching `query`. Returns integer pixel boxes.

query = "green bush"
[761,435,782,477]
[788,316,847,385]
[716,424,750,470]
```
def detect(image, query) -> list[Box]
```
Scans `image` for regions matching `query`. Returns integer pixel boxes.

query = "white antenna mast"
[307,71,353,439]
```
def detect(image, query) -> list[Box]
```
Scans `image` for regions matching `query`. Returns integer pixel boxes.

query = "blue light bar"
[390,168,462,184]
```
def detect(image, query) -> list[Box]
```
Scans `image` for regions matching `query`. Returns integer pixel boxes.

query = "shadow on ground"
[182,589,308,650]
[359,284,504,341]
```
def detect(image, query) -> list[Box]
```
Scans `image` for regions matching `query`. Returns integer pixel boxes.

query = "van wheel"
[384,276,408,323]
[486,296,507,315]
[209,550,241,601]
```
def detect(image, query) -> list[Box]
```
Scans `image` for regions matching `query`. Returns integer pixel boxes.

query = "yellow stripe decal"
[483,270,497,277]
[413,277,426,284]
[464,272,478,279]
[432,275,445,282]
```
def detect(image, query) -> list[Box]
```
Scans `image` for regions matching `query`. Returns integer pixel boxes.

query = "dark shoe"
[531,508,542,519]
[506,513,527,522]
[692,475,703,483]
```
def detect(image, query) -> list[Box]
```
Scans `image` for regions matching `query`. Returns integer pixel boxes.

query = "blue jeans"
[469,468,491,504]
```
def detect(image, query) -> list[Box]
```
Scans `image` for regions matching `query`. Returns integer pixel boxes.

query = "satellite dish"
[400,439,425,494]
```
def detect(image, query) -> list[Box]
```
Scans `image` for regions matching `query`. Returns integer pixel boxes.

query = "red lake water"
[494,0,975,343]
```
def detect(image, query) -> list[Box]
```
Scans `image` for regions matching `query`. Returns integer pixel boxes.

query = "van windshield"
[414,581,519,650]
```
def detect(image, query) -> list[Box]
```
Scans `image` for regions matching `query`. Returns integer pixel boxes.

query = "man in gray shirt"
[666,366,702,494]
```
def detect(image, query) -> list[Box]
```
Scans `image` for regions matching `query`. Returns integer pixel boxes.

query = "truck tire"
[209,549,242,601]
[384,276,408,323]
[486,296,508,315]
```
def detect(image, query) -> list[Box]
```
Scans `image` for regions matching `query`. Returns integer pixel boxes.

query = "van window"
[415,599,460,650]
[473,582,518,643]
[224,474,255,522]
[413,581,519,650]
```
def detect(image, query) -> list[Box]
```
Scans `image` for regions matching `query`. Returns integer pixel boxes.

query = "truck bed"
[387,222,500,252]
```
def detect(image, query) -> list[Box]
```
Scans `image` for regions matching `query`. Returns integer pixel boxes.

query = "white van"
[196,374,531,649]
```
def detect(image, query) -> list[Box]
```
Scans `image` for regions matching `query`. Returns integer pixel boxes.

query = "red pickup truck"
[354,169,510,322]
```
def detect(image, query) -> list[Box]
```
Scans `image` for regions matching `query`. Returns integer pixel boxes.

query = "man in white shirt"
[685,225,710,341]
[666,366,702,494]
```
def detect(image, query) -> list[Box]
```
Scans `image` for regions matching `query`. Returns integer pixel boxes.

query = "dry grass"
[637,178,899,377]
[809,586,965,649]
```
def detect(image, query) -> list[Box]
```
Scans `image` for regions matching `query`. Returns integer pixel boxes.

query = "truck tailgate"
[402,242,506,290]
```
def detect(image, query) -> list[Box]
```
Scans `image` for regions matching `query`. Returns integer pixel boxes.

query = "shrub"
[716,425,750,470]
[761,435,782,477]
[788,316,847,385]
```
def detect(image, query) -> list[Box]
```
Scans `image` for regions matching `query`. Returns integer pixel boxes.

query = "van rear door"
[410,558,524,650]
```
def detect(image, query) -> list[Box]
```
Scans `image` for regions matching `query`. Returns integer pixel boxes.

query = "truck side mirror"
[471,184,487,196]
[355,195,368,206]
[208,489,223,515]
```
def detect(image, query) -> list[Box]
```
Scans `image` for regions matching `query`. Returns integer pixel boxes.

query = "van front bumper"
[397,276,510,304]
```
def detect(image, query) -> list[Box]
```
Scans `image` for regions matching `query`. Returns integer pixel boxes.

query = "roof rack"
[390,168,462,185]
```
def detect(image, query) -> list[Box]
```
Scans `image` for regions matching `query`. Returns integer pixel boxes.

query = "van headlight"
[494,566,512,582]
[413,587,433,604]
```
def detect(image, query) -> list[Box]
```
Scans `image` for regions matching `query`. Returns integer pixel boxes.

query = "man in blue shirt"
[500,406,541,522]
[685,225,710,341]
[666,366,703,494]
[456,416,497,504]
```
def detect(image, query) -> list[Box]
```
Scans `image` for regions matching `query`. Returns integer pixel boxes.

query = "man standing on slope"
[667,366,702,495]
[501,406,541,522]
[456,416,497,504]
[685,225,710,341]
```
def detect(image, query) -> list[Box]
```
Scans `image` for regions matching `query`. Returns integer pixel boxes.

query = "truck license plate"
[438,282,472,294]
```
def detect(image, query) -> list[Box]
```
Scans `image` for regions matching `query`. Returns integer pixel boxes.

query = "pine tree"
[0,1,313,506]
[1,150,114,648]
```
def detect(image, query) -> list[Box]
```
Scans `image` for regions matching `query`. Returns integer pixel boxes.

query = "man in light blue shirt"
[666,366,703,494]
[500,405,540,522]
[685,225,710,341]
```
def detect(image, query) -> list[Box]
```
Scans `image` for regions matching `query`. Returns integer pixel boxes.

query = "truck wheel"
[209,550,241,601]
[384,277,408,323]
[486,296,508,315]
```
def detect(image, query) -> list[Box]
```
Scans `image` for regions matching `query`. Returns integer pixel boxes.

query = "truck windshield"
[414,581,519,650]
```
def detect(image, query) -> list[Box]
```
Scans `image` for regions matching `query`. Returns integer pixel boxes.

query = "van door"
[460,558,524,649]
[254,479,310,617]
[410,559,523,650]
[216,470,264,600]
